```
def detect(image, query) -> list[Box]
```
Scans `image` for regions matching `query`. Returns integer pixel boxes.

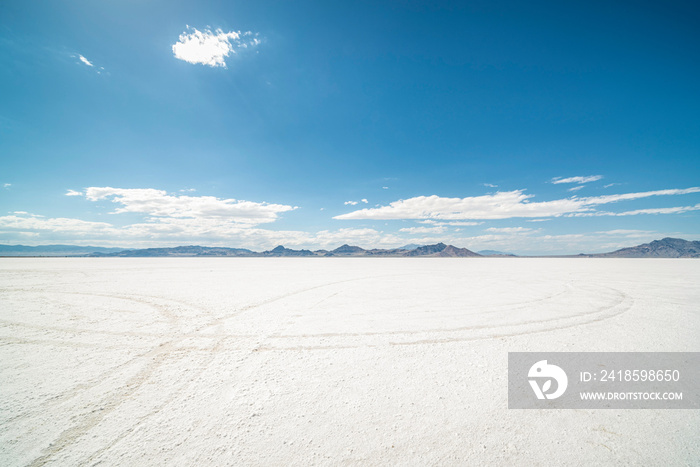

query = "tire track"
[17,275,400,465]
[254,284,633,350]
[27,340,180,467]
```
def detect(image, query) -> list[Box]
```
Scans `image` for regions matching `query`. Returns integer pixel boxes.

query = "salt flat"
[1,258,699,466]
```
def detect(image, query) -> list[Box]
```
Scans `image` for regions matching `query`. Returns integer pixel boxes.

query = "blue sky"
[1,0,699,254]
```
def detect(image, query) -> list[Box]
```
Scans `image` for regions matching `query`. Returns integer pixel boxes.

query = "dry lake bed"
[1,258,699,465]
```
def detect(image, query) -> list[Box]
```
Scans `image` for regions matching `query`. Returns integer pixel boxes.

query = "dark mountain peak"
[405,243,447,256]
[331,244,366,255]
[440,245,482,257]
[595,238,700,258]
[405,243,481,257]
[655,238,691,247]
[264,245,315,257]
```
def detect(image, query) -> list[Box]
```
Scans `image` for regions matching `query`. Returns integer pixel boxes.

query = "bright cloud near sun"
[172,27,260,67]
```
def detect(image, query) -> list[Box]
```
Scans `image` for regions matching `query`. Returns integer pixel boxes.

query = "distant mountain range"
[1,238,698,258]
[91,245,254,257]
[0,244,126,256]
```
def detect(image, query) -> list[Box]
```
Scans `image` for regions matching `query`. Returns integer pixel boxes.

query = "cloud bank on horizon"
[1,181,698,254]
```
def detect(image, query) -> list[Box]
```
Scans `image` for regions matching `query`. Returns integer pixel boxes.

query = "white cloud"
[418,220,482,226]
[84,187,296,225]
[172,27,259,68]
[485,227,535,234]
[65,189,83,196]
[483,183,498,188]
[567,185,584,192]
[595,230,657,237]
[0,214,117,234]
[78,55,94,67]
[361,199,368,204]
[569,203,700,217]
[441,221,482,226]
[552,175,603,184]
[382,186,389,190]
[344,201,358,205]
[577,188,700,206]
[399,226,446,234]
[614,205,700,216]
[334,187,700,221]
[3,183,11,189]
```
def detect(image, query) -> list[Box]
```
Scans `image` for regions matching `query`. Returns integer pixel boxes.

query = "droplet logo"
[528,360,568,400]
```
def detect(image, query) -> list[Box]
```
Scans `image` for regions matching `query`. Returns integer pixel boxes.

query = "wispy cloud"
[552,175,602,184]
[569,203,700,217]
[334,187,700,221]
[567,185,584,192]
[399,226,446,234]
[483,183,498,188]
[78,55,94,67]
[485,227,535,234]
[65,189,83,196]
[418,220,482,226]
[172,27,260,68]
[3,183,10,189]
[344,199,368,206]
[0,214,116,234]
[595,229,657,237]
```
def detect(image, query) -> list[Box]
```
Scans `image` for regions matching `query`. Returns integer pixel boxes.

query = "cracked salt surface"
[1,258,698,465]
